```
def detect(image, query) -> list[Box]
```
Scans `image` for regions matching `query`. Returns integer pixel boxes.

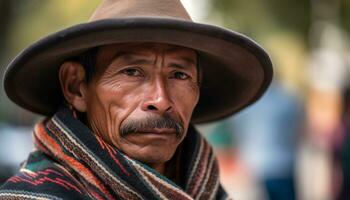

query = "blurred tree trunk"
[0,0,16,123]
[0,0,14,66]
[0,0,39,124]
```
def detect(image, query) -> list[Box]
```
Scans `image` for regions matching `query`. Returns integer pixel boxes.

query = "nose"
[141,78,172,114]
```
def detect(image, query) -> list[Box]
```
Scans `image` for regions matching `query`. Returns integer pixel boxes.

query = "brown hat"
[3,0,272,123]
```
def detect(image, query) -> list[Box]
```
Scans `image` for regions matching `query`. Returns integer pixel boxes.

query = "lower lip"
[135,131,177,137]
[123,131,177,144]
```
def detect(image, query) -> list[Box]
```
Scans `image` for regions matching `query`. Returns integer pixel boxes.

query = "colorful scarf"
[0,107,229,199]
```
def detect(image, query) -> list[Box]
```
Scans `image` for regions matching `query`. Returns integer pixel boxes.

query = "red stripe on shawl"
[47,120,139,200]
[90,190,105,200]
[34,123,115,200]
[95,135,130,176]
[33,133,51,156]
[9,170,81,194]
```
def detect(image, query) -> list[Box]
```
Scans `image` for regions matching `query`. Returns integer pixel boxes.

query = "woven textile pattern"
[0,107,229,199]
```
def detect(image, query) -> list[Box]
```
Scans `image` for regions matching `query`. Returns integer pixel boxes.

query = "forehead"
[95,42,197,68]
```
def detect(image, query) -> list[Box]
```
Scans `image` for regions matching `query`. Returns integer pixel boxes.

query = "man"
[0,0,272,199]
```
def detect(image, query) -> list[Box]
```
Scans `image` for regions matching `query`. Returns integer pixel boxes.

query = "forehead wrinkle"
[165,48,197,66]
[122,54,154,66]
[152,49,165,70]
[103,44,197,70]
[110,51,155,66]
[149,46,197,69]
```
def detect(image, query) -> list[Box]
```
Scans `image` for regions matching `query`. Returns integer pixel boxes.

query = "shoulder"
[0,151,90,200]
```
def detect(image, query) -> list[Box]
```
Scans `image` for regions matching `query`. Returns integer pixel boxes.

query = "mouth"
[137,128,177,135]
[124,128,178,142]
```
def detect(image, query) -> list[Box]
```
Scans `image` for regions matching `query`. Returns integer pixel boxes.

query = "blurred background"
[1,0,350,199]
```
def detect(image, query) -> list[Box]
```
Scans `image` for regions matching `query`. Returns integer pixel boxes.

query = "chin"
[131,148,175,165]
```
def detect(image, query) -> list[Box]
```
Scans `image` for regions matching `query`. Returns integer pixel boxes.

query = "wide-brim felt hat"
[3,0,272,123]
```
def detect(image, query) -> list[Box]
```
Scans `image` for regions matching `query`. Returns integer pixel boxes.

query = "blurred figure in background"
[202,77,304,200]
[229,81,303,200]
[305,0,350,199]
[203,1,307,199]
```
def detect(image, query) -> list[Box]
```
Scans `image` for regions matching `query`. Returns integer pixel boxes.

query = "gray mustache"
[120,115,184,137]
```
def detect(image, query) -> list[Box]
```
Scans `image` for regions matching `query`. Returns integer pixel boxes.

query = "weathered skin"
[59,43,200,174]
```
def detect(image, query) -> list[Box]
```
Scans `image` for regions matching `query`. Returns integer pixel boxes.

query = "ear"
[59,61,88,112]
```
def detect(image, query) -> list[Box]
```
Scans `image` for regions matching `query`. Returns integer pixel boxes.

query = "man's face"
[84,43,199,166]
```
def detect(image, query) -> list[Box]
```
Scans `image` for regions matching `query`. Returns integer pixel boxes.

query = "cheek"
[85,89,116,143]
[86,82,144,146]
[94,79,143,117]
[171,82,200,121]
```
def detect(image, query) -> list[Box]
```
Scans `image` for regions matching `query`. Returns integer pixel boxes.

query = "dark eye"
[121,68,143,77]
[173,71,190,80]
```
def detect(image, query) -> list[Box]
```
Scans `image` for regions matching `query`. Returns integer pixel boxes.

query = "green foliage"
[208,0,311,40]
[9,0,100,58]
[340,0,350,33]
[0,0,100,124]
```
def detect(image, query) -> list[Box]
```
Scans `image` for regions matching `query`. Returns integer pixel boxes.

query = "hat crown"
[89,0,192,22]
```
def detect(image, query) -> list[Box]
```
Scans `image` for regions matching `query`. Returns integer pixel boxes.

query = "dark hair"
[70,47,202,85]
[70,47,99,82]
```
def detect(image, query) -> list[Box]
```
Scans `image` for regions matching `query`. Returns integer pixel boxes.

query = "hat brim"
[3,18,272,123]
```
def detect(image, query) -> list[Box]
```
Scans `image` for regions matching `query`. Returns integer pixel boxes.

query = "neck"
[149,163,165,174]
[147,153,180,185]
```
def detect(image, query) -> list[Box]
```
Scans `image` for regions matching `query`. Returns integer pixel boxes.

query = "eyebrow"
[165,48,197,66]
[174,56,197,67]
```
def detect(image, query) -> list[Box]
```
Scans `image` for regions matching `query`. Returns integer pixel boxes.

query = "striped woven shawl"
[4,107,229,199]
